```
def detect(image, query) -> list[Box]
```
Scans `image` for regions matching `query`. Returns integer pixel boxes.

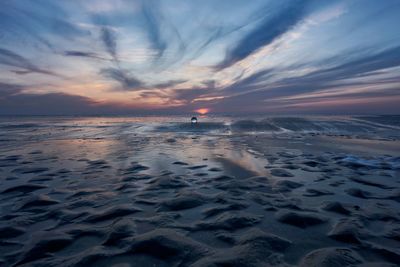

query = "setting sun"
[195,108,210,115]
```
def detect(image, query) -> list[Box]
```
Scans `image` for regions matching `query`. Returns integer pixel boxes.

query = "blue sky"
[0,0,399,115]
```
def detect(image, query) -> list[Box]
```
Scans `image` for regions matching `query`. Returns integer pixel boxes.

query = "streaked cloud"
[140,0,168,58]
[0,48,59,76]
[100,26,118,61]
[216,0,314,70]
[100,67,144,90]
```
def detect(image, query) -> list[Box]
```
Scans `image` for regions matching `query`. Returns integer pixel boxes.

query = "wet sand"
[0,116,399,266]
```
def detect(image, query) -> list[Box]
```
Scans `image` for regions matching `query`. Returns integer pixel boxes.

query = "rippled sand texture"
[0,116,399,266]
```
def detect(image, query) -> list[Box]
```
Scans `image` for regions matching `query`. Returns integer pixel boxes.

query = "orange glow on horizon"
[195,108,210,115]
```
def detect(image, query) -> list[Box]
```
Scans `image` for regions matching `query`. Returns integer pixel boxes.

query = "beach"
[0,115,399,266]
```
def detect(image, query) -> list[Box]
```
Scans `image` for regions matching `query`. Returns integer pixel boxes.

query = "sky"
[0,0,399,115]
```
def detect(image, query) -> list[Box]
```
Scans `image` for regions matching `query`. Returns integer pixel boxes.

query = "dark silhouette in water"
[191,117,198,124]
